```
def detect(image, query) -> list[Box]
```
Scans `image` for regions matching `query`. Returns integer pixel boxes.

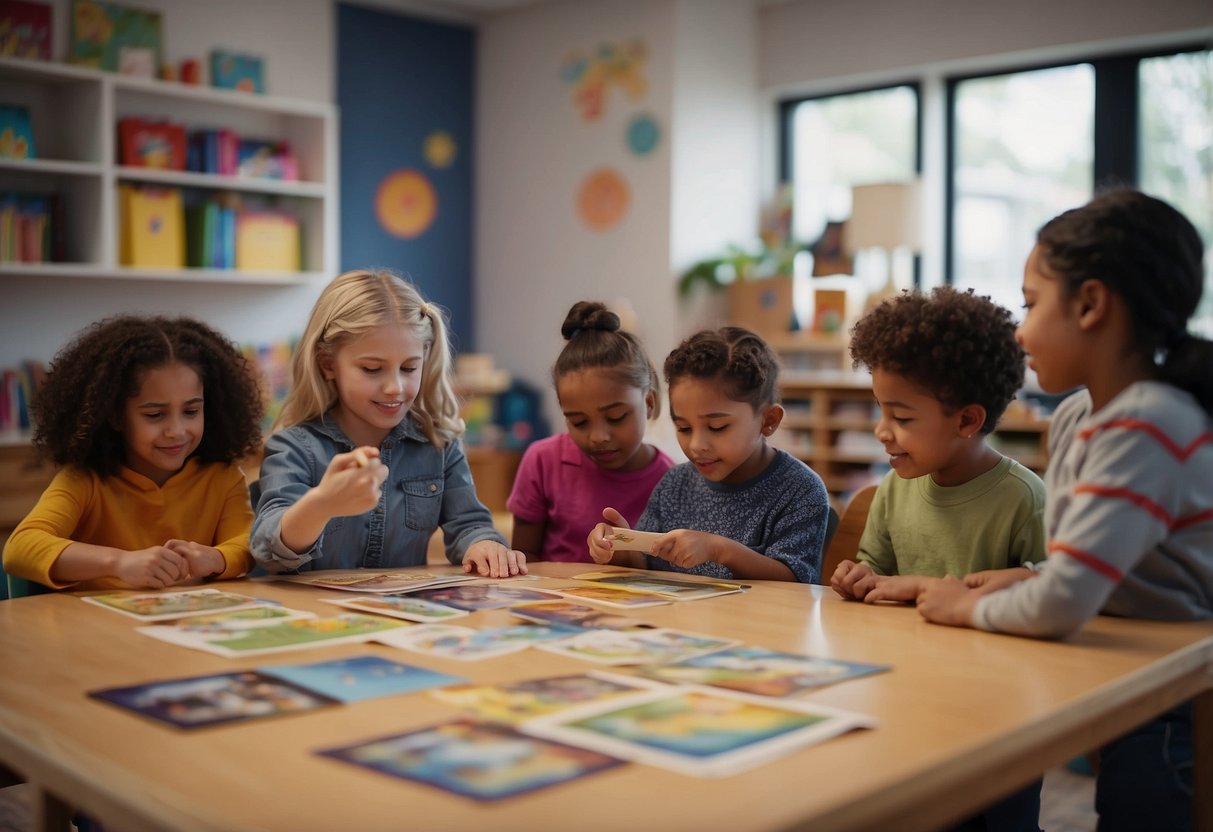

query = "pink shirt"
[507,433,675,563]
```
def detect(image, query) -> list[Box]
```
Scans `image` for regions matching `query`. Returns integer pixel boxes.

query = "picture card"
[550,584,671,609]
[278,571,478,594]
[431,672,662,724]
[524,686,876,778]
[145,604,315,632]
[89,670,337,729]
[376,624,573,661]
[635,647,890,697]
[603,526,665,552]
[321,594,469,623]
[509,600,653,631]
[138,613,407,658]
[82,588,264,621]
[404,584,562,611]
[318,720,624,801]
[536,628,738,666]
[258,655,464,703]
[573,570,744,601]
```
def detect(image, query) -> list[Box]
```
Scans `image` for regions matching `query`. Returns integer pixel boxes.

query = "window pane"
[789,87,917,252]
[953,65,1094,313]
[1140,50,1213,336]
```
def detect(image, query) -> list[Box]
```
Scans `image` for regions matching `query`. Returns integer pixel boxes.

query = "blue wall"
[337,5,475,350]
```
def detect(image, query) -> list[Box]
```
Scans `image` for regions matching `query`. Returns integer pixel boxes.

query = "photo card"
[258,655,465,703]
[636,646,890,697]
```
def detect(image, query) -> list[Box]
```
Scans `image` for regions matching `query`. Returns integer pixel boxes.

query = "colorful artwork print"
[525,687,876,777]
[68,0,162,73]
[405,584,561,611]
[89,670,337,729]
[431,673,659,724]
[0,1,51,60]
[560,38,647,122]
[636,647,890,697]
[257,655,464,703]
[626,113,661,156]
[376,169,437,239]
[139,614,407,658]
[322,594,468,623]
[168,605,314,631]
[82,588,263,621]
[376,624,573,661]
[509,600,653,631]
[537,628,737,666]
[318,720,623,801]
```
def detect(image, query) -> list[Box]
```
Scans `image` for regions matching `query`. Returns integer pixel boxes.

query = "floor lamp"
[848,180,922,309]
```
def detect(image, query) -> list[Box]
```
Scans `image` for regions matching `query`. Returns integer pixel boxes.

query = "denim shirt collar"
[308,411,427,450]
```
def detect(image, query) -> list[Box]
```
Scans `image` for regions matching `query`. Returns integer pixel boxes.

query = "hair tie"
[419,303,431,319]
[569,327,583,339]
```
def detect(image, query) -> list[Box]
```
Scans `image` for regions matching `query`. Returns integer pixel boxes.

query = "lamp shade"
[847,180,922,252]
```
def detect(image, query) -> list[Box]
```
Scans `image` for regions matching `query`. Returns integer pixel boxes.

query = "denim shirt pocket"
[401,477,443,531]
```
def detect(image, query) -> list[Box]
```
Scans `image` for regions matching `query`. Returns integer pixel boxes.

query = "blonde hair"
[275,269,463,447]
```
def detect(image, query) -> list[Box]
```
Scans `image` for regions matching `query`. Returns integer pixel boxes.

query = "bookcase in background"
[775,370,1050,510]
[0,54,337,284]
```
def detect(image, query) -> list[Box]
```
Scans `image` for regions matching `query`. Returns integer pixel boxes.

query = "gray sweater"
[974,382,1213,638]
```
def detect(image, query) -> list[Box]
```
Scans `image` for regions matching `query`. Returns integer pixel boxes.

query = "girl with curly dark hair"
[587,327,830,583]
[3,315,264,590]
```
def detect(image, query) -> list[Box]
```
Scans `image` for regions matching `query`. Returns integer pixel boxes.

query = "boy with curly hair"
[831,287,1046,603]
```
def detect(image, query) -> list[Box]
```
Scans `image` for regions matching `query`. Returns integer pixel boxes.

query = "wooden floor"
[0,767,1097,831]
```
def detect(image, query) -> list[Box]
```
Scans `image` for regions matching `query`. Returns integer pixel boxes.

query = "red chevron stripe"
[1078,418,1213,461]
[1073,484,1172,525]
[1174,507,1213,531]
[1048,542,1123,582]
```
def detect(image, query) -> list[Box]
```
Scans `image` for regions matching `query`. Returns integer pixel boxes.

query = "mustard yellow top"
[3,459,254,590]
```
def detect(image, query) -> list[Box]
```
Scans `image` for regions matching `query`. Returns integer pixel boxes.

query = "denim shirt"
[250,414,504,572]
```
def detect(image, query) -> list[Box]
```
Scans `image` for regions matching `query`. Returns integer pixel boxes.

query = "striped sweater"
[973,382,1213,638]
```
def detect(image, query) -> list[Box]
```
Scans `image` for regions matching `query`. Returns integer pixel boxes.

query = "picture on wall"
[68,0,162,75]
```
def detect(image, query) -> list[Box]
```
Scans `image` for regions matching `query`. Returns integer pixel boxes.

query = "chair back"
[6,574,52,599]
[820,484,878,584]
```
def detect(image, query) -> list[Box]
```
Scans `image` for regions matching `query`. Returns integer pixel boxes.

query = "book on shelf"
[235,210,299,272]
[237,139,298,180]
[0,104,34,159]
[119,185,184,268]
[0,193,61,263]
[118,117,186,170]
[0,0,52,61]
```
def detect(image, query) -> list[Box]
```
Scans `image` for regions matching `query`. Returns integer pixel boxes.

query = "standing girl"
[251,269,525,578]
[3,316,264,590]
[916,190,1212,831]
[588,327,830,582]
[507,301,674,562]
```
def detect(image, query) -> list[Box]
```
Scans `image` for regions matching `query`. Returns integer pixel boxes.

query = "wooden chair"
[819,484,878,585]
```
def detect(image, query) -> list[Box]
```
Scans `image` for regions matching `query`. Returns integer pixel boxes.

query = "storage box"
[727,277,794,339]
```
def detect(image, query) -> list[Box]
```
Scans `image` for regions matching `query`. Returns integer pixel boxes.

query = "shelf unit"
[0,55,337,284]
[775,370,1051,509]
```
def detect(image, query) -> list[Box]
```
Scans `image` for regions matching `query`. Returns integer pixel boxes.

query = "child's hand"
[863,574,936,604]
[649,529,715,570]
[463,539,528,578]
[117,546,190,589]
[587,507,628,564]
[916,577,979,627]
[831,560,878,600]
[164,539,225,579]
[313,447,388,516]
[964,566,1035,595]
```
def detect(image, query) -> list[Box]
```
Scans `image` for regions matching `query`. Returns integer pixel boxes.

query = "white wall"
[1,0,333,369]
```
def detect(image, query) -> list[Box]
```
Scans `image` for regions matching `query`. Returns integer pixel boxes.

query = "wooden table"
[1,564,1210,832]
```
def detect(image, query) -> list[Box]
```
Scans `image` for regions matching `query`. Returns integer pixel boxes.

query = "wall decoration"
[68,0,161,74]
[423,130,457,169]
[626,113,660,157]
[210,50,264,94]
[560,39,647,122]
[375,169,437,239]
[0,0,52,60]
[576,167,630,232]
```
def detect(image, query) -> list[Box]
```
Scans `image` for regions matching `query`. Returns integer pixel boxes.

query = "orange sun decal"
[576,167,630,232]
[376,169,437,238]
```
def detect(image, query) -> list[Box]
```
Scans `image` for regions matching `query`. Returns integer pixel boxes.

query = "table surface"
[1,564,1210,832]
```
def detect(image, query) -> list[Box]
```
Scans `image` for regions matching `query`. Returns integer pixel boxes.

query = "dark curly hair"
[552,301,661,417]
[32,316,265,477]
[849,287,1024,433]
[663,327,779,411]
[1038,188,1212,415]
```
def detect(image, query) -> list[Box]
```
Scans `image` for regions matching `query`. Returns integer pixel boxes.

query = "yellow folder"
[235,211,300,272]
[120,186,185,268]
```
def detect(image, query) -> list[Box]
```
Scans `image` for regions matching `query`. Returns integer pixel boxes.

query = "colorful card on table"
[430,672,661,725]
[257,655,464,703]
[277,571,478,594]
[138,613,406,658]
[573,570,745,601]
[317,720,624,801]
[523,686,876,778]
[509,600,653,631]
[536,628,738,666]
[82,588,264,621]
[635,647,890,697]
[321,594,469,623]
[89,670,337,729]
[404,584,562,611]
[153,604,314,631]
[376,624,574,661]
[548,584,671,609]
